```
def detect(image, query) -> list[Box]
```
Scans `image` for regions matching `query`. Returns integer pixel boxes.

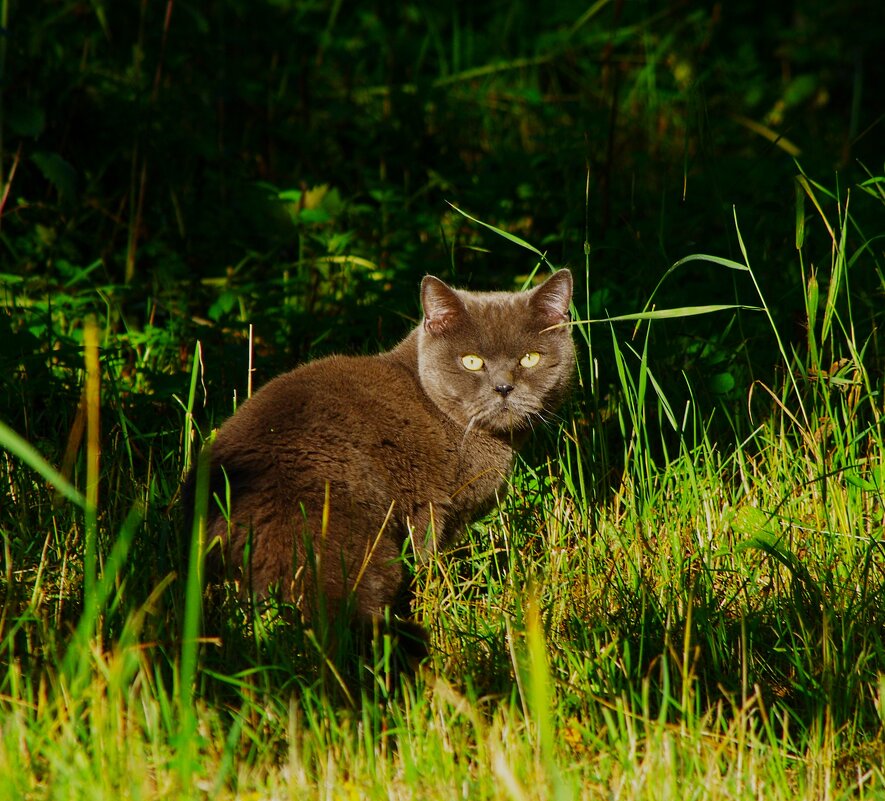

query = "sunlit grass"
[1,173,884,799]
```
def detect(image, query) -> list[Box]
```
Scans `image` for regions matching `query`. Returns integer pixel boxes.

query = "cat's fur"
[191,270,574,639]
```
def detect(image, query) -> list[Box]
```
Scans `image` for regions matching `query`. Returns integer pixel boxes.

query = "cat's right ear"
[421,276,465,335]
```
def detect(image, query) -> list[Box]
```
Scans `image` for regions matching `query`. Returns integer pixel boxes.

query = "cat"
[189,269,574,650]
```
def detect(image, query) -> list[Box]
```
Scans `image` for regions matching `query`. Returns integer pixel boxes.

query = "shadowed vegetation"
[1,0,884,797]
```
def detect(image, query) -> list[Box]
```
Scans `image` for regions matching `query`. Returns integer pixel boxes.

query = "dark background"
[2,0,883,443]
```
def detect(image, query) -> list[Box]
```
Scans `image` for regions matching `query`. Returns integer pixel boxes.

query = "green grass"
[2,2,885,795]
[1,173,884,799]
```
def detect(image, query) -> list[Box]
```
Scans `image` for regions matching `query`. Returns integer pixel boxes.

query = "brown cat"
[191,270,574,645]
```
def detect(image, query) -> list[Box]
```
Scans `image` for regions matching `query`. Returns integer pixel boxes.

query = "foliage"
[1,0,884,797]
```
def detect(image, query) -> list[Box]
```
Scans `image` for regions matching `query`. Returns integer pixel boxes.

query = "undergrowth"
[2,167,884,799]
[2,1,885,798]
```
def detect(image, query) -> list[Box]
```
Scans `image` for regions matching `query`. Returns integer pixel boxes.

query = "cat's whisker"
[460,415,478,451]
[536,403,568,425]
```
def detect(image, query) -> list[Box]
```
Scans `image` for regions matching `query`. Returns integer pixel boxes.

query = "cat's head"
[417,270,575,435]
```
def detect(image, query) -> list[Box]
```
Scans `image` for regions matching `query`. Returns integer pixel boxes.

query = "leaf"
[732,507,797,571]
[302,184,329,210]
[31,151,77,201]
[298,208,331,224]
[845,473,879,492]
[587,287,612,317]
[782,74,819,107]
[731,506,821,606]
[208,290,238,321]
[709,371,736,395]
[7,101,46,138]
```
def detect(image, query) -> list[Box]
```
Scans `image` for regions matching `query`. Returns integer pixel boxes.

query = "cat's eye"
[461,354,485,371]
[520,352,541,368]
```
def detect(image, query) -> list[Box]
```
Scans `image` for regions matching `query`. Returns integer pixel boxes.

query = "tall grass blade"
[62,503,143,686]
[0,420,86,507]
[523,593,572,801]
[177,436,212,787]
[573,303,761,325]
[446,201,551,264]
[732,208,809,425]
[641,252,751,318]
[182,341,204,476]
[821,193,850,342]
[84,319,101,608]
[796,174,836,241]
[795,178,806,250]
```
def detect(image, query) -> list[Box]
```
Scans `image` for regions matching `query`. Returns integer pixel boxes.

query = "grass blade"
[572,303,762,325]
[84,319,101,609]
[62,504,144,685]
[177,436,212,787]
[445,201,550,263]
[0,420,86,507]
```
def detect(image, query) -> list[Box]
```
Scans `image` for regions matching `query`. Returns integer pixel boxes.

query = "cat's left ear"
[531,269,573,327]
[422,276,466,335]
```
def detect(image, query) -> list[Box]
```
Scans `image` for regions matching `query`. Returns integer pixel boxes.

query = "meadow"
[1,1,884,798]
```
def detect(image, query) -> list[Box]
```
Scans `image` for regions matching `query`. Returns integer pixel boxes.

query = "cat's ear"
[531,269,573,327]
[422,276,465,335]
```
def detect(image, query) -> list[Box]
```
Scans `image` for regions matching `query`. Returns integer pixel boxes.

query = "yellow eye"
[461,354,484,371]
[520,352,541,368]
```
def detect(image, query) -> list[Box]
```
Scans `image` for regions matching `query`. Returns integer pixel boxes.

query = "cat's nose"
[494,383,515,397]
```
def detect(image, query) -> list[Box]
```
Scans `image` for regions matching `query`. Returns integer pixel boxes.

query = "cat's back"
[211,340,444,466]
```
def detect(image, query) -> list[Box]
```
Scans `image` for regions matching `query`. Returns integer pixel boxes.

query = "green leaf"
[731,506,821,606]
[32,151,77,201]
[208,290,238,321]
[782,74,818,107]
[732,507,797,571]
[298,208,331,224]
[709,371,736,395]
[7,101,46,138]
[845,473,880,492]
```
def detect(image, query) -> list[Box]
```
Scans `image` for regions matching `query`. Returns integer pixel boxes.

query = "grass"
[2,2,885,795]
[1,170,884,800]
